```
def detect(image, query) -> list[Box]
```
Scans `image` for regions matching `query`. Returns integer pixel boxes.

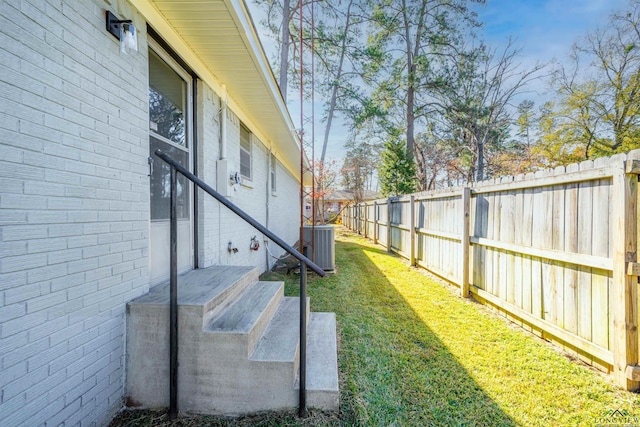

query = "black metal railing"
[154,149,325,420]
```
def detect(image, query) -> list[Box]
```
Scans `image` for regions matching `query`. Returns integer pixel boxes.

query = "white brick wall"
[195,99,301,273]
[0,1,149,426]
[0,0,302,425]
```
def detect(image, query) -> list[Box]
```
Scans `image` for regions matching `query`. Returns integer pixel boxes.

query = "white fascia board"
[223,0,302,171]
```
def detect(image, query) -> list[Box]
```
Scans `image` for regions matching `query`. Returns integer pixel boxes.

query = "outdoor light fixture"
[106,10,138,54]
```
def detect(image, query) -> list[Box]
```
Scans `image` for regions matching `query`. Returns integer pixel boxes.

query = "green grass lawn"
[112,228,640,426]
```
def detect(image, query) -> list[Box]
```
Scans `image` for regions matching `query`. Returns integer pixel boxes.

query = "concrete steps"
[126,265,339,415]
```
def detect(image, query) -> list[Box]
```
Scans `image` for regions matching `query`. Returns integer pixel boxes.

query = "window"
[240,124,252,180]
[270,154,277,193]
[148,47,190,220]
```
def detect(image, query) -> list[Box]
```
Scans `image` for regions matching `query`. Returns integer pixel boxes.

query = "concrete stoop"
[125,266,339,415]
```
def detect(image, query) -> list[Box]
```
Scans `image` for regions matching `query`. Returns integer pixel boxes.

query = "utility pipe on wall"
[220,84,227,160]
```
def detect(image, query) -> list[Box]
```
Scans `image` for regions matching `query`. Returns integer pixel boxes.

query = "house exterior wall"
[0,1,151,425]
[0,0,301,425]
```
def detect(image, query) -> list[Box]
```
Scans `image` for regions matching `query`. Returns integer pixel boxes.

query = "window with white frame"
[270,153,277,193]
[240,124,252,180]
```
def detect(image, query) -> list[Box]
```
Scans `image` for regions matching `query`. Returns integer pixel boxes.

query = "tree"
[341,140,376,203]
[313,159,339,223]
[378,136,416,196]
[432,39,544,181]
[546,0,640,159]
[364,0,483,162]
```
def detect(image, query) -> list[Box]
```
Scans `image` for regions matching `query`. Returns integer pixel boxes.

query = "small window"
[270,154,277,193]
[240,124,252,180]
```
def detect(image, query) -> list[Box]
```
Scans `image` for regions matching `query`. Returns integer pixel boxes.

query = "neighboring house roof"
[138,0,302,179]
[324,190,382,203]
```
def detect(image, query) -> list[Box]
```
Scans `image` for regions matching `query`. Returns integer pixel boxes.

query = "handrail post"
[299,262,308,417]
[169,166,179,420]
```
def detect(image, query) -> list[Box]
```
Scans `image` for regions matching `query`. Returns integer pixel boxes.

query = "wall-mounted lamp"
[106,10,138,54]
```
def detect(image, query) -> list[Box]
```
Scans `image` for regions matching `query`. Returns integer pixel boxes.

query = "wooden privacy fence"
[343,151,640,391]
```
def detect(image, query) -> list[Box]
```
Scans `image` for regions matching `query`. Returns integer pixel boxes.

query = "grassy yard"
[111,228,640,426]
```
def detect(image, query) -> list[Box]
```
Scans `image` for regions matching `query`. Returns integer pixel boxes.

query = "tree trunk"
[476,138,485,182]
[320,0,354,164]
[406,64,416,160]
[279,0,291,100]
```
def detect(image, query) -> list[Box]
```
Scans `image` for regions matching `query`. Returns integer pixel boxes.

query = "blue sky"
[249,0,631,163]
[474,0,628,67]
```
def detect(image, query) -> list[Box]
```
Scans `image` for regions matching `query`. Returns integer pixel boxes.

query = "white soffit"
[145,0,302,179]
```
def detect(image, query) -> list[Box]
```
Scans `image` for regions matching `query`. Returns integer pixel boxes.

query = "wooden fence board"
[344,149,640,389]
[577,161,594,346]
[522,183,534,314]
[592,178,611,350]
[564,164,579,337]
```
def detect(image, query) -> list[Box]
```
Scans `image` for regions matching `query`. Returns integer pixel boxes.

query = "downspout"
[220,84,227,160]
[265,144,272,271]
[216,85,229,201]
[217,84,229,264]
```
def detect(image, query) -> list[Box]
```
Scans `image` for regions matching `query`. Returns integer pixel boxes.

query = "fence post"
[612,160,639,390]
[364,202,368,239]
[461,188,471,298]
[410,195,416,266]
[387,198,392,253]
[373,201,378,244]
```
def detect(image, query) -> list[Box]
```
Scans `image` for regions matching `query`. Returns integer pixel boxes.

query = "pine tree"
[379,139,416,197]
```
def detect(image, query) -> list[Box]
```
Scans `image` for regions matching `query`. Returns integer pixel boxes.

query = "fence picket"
[344,150,640,390]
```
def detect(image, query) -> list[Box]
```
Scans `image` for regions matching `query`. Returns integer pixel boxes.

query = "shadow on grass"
[111,231,517,427]
[280,230,517,427]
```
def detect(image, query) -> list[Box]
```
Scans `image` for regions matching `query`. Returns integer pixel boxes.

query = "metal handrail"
[154,149,324,419]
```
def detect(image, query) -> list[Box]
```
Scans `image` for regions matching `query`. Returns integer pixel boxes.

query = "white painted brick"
[47,196,83,210]
[67,257,98,275]
[67,234,97,249]
[0,253,47,274]
[20,397,66,427]
[67,211,98,223]
[26,289,67,313]
[44,168,81,186]
[0,145,24,164]
[23,180,66,197]
[0,210,27,224]
[83,266,111,285]
[4,283,43,305]
[26,314,67,344]
[0,303,26,322]
[24,376,66,415]
[1,360,27,386]
[1,308,48,339]
[27,211,67,225]
[27,264,68,283]
[0,178,25,195]
[47,318,79,347]
[0,194,47,210]
[47,297,83,321]
[0,241,27,258]
[49,346,83,376]
[47,223,82,238]
[1,225,48,241]
[65,158,97,176]
[1,364,47,402]
[48,248,81,265]
[82,245,109,259]
[0,271,27,292]
[50,272,84,293]
[27,237,66,253]
[45,396,82,427]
